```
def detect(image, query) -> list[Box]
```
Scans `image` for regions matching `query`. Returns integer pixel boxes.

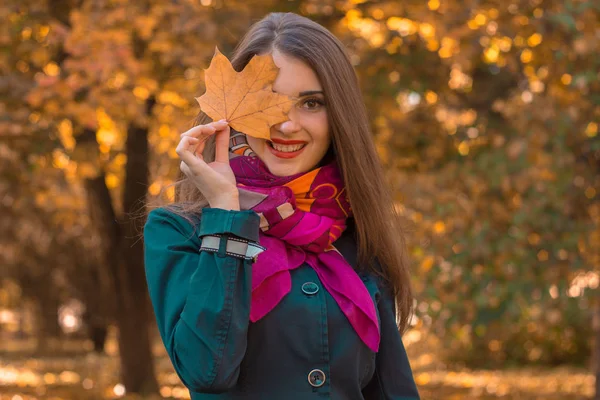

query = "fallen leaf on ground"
[196,47,294,140]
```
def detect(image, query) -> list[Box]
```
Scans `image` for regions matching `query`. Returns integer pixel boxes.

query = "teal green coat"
[144,207,420,400]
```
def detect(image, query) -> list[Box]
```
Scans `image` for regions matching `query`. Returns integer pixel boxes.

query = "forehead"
[270,49,322,96]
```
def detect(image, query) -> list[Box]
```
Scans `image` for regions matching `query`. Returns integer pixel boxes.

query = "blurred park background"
[1,0,599,399]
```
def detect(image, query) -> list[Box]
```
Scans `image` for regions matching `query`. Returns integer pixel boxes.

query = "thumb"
[214,125,231,163]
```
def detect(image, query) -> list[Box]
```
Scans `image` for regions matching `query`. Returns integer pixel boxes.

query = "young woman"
[144,12,420,400]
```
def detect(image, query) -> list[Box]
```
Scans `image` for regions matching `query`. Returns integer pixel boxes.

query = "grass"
[0,328,594,399]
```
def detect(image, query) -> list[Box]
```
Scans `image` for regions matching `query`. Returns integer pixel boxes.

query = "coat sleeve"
[143,207,260,393]
[362,282,420,400]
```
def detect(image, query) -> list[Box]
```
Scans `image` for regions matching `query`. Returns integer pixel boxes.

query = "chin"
[263,161,305,177]
[259,147,316,177]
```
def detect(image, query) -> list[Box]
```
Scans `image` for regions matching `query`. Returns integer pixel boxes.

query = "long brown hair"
[158,12,414,333]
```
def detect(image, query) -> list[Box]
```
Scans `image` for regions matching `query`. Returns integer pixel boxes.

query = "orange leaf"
[195,47,294,140]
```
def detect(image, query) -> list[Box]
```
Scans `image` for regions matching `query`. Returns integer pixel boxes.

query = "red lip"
[270,138,308,145]
[267,143,307,159]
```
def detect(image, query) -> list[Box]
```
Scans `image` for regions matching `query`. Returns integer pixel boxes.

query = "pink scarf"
[230,154,380,352]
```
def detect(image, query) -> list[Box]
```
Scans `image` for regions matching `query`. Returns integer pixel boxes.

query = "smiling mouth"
[267,141,307,153]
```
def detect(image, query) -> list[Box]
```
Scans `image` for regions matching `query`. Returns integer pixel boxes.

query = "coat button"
[301,282,319,295]
[308,369,326,388]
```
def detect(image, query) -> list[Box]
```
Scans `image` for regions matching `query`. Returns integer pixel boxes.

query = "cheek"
[311,114,330,147]
[246,136,264,152]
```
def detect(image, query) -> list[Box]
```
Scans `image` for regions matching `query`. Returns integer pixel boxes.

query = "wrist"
[209,193,240,211]
[211,203,240,211]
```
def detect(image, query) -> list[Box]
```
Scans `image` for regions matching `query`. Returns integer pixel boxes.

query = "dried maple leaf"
[195,47,294,140]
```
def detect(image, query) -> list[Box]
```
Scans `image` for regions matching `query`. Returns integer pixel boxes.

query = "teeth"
[271,142,305,152]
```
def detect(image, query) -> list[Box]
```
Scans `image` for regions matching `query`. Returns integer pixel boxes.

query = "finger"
[179,154,210,179]
[176,136,210,174]
[185,137,204,158]
[180,124,216,139]
[214,125,231,163]
[180,160,206,181]
[190,138,204,157]
[180,120,228,138]
[181,135,205,158]
[210,119,229,128]
[176,135,200,151]
[179,160,192,177]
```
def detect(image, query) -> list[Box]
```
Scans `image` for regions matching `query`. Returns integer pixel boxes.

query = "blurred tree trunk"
[76,247,114,354]
[89,321,109,353]
[81,299,110,353]
[38,293,62,338]
[34,296,62,352]
[82,97,158,394]
[593,151,600,400]
[18,270,63,352]
[595,300,600,399]
[118,112,157,393]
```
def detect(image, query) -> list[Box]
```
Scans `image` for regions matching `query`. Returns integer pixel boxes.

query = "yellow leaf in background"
[133,86,150,100]
[43,62,60,77]
[97,129,118,147]
[65,162,77,182]
[157,140,171,154]
[561,73,572,85]
[371,8,384,20]
[166,186,175,202]
[585,187,596,199]
[426,39,439,51]
[433,221,446,234]
[77,162,99,179]
[159,124,171,138]
[419,23,435,39]
[196,47,294,140]
[527,33,543,47]
[58,119,75,151]
[99,143,111,154]
[30,47,49,67]
[168,147,178,159]
[484,46,500,63]
[520,49,533,63]
[38,25,50,40]
[159,91,188,108]
[474,14,487,26]
[113,153,127,167]
[148,182,161,196]
[52,149,69,169]
[134,15,158,40]
[35,192,47,207]
[105,173,119,189]
[428,0,440,11]
[421,256,435,272]
[425,91,438,104]
[415,373,431,385]
[29,113,40,123]
[22,27,32,40]
[585,122,598,138]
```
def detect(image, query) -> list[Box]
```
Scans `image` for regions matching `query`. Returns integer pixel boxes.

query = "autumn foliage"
[1,0,598,390]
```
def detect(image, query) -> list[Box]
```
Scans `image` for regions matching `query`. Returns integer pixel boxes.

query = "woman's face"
[245,49,331,177]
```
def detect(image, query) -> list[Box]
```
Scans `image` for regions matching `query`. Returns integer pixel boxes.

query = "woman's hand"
[177,119,240,210]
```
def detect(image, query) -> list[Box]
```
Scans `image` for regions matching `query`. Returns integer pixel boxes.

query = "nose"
[273,111,301,135]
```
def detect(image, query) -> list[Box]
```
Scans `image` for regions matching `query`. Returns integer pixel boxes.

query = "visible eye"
[300,97,325,111]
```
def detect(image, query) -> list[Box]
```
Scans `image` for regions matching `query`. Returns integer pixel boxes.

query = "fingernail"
[217,119,227,123]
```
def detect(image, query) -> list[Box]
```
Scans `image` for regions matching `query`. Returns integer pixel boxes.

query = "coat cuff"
[198,207,260,242]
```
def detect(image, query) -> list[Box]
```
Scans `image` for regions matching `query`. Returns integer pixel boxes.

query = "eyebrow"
[298,90,324,97]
